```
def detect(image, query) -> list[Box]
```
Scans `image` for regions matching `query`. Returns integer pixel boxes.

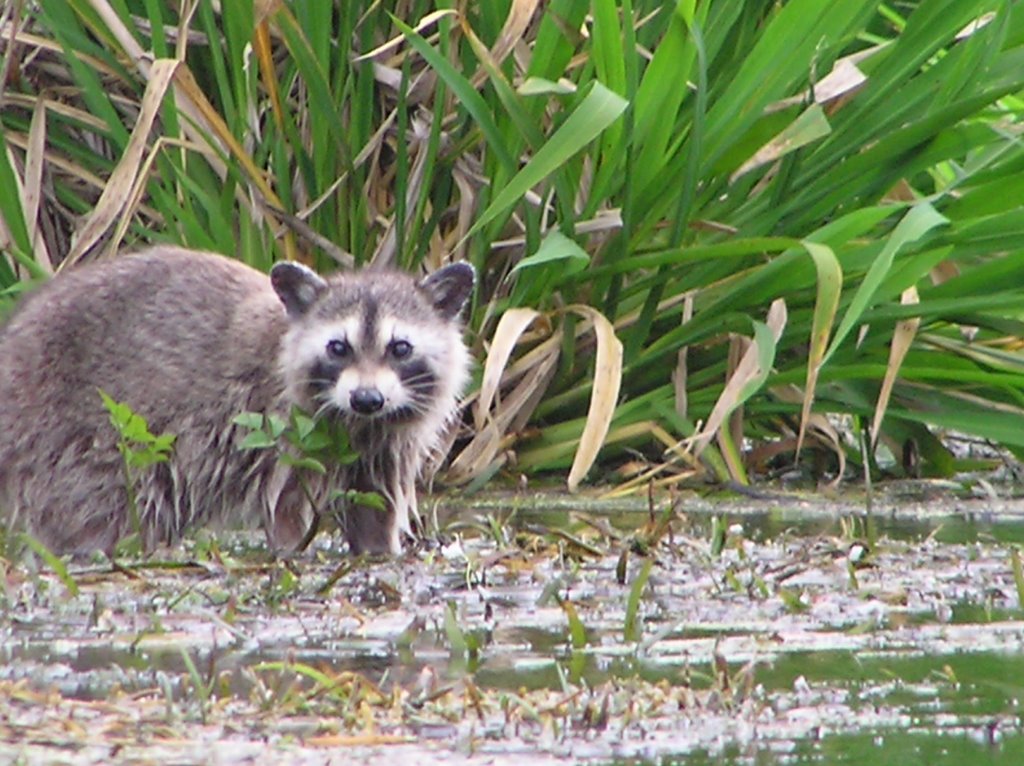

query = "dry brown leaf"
[461,0,542,91]
[501,335,562,434]
[872,286,920,448]
[567,305,623,492]
[768,51,871,113]
[66,58,179,265]
[24,99,52,272]
[371,118,433,268]
[672,293,695,418]
[486,0,541,75]
[352,10,458,62]
[4,94,107,132]
[448,336,560,483]
[930,260,977,341]
[475,307,547,430]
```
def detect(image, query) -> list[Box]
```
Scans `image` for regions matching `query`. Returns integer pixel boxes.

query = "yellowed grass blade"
[24,100,52,272]
[691,299,788,457]
[600,421,702,498]
[475,307,548,430]
[3,129,111,198]
[567,305,623,492]
[672,293,695,418]
[468,0,541,88]
[352,10,458,62]
[731,104,831,183]
[931,259,978,341]
[871,286,920,448]
[109,135,198,255]
[66,58,179,265]
[254,19,285,132]
[797,241,842,455]
[448,333,561,483]
[86,0,289,251]
[719,336,749,483]
[171,65,296,257]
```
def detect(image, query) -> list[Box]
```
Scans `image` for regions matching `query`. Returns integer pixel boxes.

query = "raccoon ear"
[271,262,327,317]
[420,262,475,320]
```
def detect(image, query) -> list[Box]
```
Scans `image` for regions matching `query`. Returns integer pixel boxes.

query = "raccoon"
[0,246,474,556]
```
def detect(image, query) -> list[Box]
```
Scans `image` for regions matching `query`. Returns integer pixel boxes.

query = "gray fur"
[0,247,474,556]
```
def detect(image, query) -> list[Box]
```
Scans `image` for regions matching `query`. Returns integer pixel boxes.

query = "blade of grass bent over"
[823,202,947,366]
[797,241,842,455]
[567,305,624,491]
[871,285,921,448]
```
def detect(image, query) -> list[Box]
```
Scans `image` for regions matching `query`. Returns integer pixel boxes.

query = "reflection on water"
[4,491,1024,763]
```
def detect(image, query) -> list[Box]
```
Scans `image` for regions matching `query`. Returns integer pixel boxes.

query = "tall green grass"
[3,0,1024,490]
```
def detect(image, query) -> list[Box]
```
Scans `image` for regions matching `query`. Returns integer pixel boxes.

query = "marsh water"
[2,487,1024,764]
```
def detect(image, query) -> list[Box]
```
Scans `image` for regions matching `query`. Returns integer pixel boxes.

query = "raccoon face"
[272,262,474,425]
[301,314,447,422]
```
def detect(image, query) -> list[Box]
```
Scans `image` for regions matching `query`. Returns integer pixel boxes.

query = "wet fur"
[0,247,473,555]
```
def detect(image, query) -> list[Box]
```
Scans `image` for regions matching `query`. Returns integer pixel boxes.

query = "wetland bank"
[3,487,1024,764]
[7,1,1024,763]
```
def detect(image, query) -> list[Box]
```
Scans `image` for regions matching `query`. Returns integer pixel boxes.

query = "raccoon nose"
[350,387,385,414]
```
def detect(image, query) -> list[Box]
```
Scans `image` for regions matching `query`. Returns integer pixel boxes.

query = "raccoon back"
[0,247,288,551]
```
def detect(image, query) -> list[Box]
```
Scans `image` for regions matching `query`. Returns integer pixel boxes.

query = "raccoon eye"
[388,339,413,359]
[326,339,352,359]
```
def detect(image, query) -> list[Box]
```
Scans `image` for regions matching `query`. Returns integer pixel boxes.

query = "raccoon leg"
[342,460,404,555]
[343,501,401,555]
[261,466,319,554]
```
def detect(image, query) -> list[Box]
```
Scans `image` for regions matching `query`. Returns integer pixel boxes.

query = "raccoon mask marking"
[0,247,475,556]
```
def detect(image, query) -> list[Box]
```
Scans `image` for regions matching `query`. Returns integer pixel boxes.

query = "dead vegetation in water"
[3,495,1024,763]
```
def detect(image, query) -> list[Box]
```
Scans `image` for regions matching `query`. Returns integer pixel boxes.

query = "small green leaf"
[510,229,590,275]
[238,432,277,451]
[121,412,155,443]
[291,411,317,441]
[265,414,288,440]
[278,454,327,473]
[232,411,266,430]
[624,558,653,642]
[339,490,386,511]
[779,587,810,614]
[298,430,332,452]
[152,433,177,454]
[99,389,133,429]
[710,516,727,557]
[517,76,576,96]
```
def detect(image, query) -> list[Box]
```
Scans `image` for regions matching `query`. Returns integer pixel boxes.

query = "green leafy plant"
[99,389,176,556]
[232,407,384,541]
[233,408,359,475]
[4,1,1024,495]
